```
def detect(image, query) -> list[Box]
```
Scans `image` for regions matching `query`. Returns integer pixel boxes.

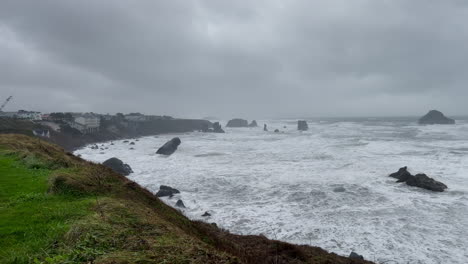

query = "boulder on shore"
[226,118,249,127]
[102,157,133,176]
[349,252,364,260]
[249,120,258,127]
[388,167,448,192]
[156,185,180,197]
[298,120,309,131]
[156,137,181,155]
[418,110,455,125]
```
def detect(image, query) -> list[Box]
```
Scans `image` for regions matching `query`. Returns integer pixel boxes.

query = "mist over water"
[76,118,468,264]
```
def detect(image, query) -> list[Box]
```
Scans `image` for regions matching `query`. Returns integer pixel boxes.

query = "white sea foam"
[76,118,468,264]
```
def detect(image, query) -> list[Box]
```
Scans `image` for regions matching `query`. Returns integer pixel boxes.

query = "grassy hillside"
[0,134,373,264]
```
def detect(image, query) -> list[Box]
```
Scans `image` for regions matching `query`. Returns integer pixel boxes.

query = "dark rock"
[129,147,134,150]
[419,110,455,125]
[226,118,249,127]
[274,129,280,133]
[175,199,186,208]
[110,142,114,145]
[389,166,412,182]
[156,185,180,197]
[406,173,448,192]
[333,187,346,192]
[264,124,268,131]
[156,137,181,155]
[249,120,258,127]
[388,167,448,192]
[130,142,135,145]
[298,120,309,131]
[102,157,133,176]
[202,211,211,217]
[123,140,129,143]
[349,252,364,260]
[136,139,139,141]
[212,122,225,133]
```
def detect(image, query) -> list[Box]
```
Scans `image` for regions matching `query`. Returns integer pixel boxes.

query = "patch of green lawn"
[0,155,94,263]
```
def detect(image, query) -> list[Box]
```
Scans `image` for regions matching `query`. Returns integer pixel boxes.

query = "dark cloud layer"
[1,0,468,118]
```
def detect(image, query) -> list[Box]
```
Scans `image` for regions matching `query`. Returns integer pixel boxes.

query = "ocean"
[75,117,468,264]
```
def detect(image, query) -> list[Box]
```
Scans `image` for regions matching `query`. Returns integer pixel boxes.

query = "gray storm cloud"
[1,0,468,118]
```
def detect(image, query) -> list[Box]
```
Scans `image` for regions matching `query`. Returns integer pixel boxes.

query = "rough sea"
[75,117,468,264]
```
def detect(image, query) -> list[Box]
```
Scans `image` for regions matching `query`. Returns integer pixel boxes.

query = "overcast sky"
[1,0,468,118]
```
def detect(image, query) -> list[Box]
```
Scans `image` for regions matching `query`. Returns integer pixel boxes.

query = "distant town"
[0,109,175,135]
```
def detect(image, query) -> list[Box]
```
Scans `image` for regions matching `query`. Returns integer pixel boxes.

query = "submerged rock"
[226,118,249,127]
[418,110,455,125]
[156,185,180,197]
[298,120,309,131]
[249,120,258,127]
[333,187,346,192]
[274,129,280,133]
[175,199,186,208]
[102,157,133,176]
[156,137,181,155]
[349,252,364,260]
[130,142,135,145]
[388,167,448,192]
[406,173,448,192]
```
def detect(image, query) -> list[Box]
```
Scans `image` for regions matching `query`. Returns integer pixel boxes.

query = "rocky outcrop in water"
[389,166,413,182]
[176,199,186,208]
[156,185,180,197]
[102,157,133,176]
[249,120,258,127]
[264,124,268,131]
[274,129,280,133]
[406,174,448,192]
[156,137,181,155]
[226,119,249,127]
[298,120,309,131]
[388,167,448,192]
[213,122,224,133]
[418,110,455,125]
[202,211,211,217]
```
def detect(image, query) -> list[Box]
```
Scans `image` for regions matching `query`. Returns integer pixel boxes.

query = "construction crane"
[0,96,13,112]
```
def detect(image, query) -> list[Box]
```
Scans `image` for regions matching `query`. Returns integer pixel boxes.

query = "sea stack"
[418,110,455,125]
[298,120,309,131]
[156,137,181,155]
[249,120,258,127]
[226,118,249,127]
[212,122,225,133]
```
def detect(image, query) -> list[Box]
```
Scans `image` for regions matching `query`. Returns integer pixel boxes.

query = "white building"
[72,114,100,134]
[16,110,42,121]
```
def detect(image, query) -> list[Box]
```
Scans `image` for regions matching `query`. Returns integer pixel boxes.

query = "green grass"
[0,155,94,263]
